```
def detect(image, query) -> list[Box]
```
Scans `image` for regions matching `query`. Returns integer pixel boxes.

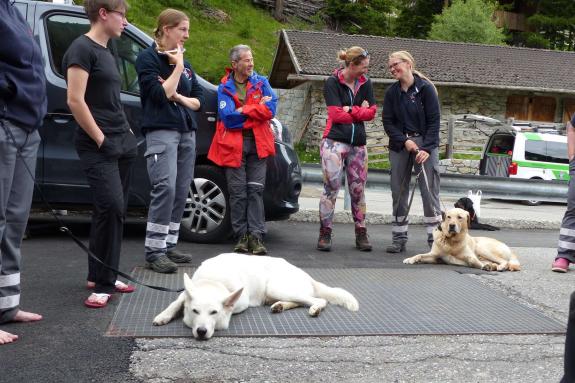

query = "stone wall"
[275,83,311,142]
[438,159,480,175]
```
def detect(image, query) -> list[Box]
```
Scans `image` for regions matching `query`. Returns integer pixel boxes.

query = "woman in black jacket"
[383,50,441,253]
[317,46,376,252]
[136,9,204,273]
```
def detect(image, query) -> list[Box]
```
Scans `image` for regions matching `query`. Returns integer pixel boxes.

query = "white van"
[479,123,568,204]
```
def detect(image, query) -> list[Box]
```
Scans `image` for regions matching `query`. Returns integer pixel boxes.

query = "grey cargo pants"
[389,136,442,246]
[0,119,40,323]
[144,130,196,262]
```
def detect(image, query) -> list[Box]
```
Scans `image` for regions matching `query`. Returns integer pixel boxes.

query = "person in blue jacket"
[0,0,47,344]
[208,45,277,255]
[136,9,204,273]
[383,50,441,253]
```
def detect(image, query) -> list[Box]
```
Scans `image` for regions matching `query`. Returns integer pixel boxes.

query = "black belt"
[405,132,421,138]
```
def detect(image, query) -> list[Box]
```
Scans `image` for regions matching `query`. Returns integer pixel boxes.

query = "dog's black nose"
[196,327,208,339]
[449,224,456,232]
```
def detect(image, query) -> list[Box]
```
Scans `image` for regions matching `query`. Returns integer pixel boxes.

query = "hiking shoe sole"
[166,253,192,263]
[386,245,406,253]
[146,256,178,273]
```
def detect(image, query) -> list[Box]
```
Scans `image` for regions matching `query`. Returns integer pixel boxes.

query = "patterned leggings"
[319,138,368,229]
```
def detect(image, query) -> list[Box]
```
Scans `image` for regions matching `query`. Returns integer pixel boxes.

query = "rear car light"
[508,162,518,175]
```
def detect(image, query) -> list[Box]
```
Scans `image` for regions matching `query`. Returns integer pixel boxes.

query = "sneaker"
[249,234,267,255]
[167,249,193,263]
[355,227,372,251]
[552,257,570,273]
[317,227,332,252]
[386,242,406,253]
[146,255,178,274]
[234,233,250,253]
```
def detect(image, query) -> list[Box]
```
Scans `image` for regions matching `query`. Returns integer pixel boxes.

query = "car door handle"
[205,111,216,122]
[46,113,74,124]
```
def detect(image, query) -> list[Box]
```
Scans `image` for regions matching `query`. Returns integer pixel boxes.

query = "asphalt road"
[0,219,567,383]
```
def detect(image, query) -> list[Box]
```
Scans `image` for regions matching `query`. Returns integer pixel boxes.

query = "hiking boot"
[552,257,570,273]
[386,242,406,253]
[233,233,250,253]
[146,255,177,274]
[248,234,267,255]
[317,227,332,252]
[355,227,372,251]
[166,249,193,263]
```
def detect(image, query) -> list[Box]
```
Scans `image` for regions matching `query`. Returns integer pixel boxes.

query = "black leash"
[393,152,420,225]
[394,150,446,225]
[0,117,183,293]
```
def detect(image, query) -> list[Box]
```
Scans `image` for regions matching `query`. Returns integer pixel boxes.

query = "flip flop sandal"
[86,280,135,293]
[84,293,111,309]
[114,280,135,293]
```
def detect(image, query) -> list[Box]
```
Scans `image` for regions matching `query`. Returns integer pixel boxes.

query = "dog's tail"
[312,280,359,311]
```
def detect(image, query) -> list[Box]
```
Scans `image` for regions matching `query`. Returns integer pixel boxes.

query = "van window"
[112,33,146,94]
[45,13,145,94]
[45,14,90,77]
[525,140,568,164]
[546,142,569,164]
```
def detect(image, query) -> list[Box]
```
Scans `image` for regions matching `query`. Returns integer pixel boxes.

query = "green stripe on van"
[514,160,569,171]
[552,170,571,180]
[523,132,542,141]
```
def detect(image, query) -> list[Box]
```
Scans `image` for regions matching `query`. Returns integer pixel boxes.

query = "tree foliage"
[523,0,575,50]
[428,0,506,45]
[394,0,444,39]
[323,0,395,36]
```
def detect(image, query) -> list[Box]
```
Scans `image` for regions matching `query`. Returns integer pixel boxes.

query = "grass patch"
[295,143,321,164]
[295,143,391,169]
[127,0,321,83]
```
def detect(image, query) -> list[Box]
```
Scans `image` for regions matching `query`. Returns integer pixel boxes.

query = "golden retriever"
[403,208,520,271]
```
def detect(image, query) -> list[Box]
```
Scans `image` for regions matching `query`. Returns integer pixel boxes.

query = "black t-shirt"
[62,35,129,134]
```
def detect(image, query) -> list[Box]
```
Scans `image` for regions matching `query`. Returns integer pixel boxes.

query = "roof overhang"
[285,73,575,95]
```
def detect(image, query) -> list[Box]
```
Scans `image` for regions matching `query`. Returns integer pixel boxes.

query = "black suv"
[17,0,302,243]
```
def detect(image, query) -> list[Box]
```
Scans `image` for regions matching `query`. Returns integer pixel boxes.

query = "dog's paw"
[270,302,284,313]
[496,263,508,272]
[403,256,420,264]
[152,313,171,326]
[309,305,323,317]
[481,263,497,271]
[345,298,359,312]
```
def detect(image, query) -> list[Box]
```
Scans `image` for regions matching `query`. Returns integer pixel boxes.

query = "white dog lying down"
[403,208,521,272]
[153,253,359,340]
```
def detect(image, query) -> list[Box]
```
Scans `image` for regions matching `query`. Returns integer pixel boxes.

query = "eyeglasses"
[388,60,404,71]
[107,9,127,20]
[360,50,369,57]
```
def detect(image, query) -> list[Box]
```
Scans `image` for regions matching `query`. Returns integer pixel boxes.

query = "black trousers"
[563,291,575,383]
[75,130,137,294]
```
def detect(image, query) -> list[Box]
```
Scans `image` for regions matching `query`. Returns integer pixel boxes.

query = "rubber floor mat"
[106,267,565,337]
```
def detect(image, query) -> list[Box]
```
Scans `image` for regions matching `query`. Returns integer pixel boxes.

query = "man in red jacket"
[208,45,277,255]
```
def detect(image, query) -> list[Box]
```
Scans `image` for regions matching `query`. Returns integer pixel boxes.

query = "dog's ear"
[223,288,243,310]
[183,273,194,296]
[466,211,471,227]
[441,210,446,221]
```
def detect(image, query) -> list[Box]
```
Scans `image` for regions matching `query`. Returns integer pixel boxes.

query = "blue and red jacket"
[323,69,377,146]
[208,69,277,168]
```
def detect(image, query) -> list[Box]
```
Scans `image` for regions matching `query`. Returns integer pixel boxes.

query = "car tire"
[522,177,543,206]
[179,164,232,243]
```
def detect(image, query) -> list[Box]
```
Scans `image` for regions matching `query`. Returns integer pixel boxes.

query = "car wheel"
[522,177,543,206]
[179,164,231,243]
[523,199,542,206]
